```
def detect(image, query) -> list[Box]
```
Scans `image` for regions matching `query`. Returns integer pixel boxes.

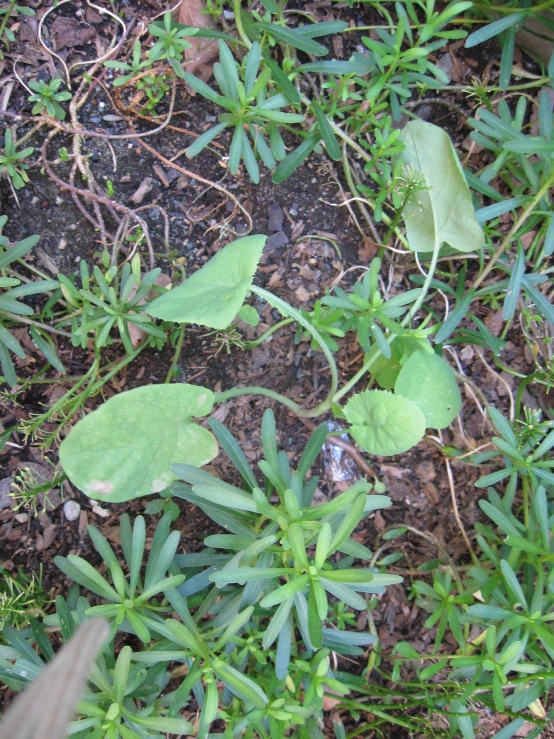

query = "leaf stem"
[0,310,72,338]
[233,0,252,48]
[165,325,186,383]
[215,385,302,414]
[244,317,294,349]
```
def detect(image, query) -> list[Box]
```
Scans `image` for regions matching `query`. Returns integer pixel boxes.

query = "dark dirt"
[0,0,547,735]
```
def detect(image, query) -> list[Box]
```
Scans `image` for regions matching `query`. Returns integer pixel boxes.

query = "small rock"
[268,203,285,233]
[264,231,289,251]
[437,53,455,83]
[63,500,81,521]
[295,286,311,303]
[0,477,14,509]
[92,505,110,518]
[15,512,28,523]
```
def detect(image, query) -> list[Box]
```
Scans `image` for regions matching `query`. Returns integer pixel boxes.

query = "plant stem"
[0,310,72,338]
[233,0,252,48]
[244,317,294,349]
[215,385,303,414]
[470,172,554,292]
[165,325,186,383]
[0,0,17,56]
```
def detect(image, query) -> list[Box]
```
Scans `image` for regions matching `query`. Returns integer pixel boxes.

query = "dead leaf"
[178,0,219,84]
[484,309,504,337]
[50,17,96,51]
[35,523,57,551]
[358,237,379,263]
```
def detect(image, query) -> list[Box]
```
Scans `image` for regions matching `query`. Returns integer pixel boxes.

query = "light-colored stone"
[63,500,81,521]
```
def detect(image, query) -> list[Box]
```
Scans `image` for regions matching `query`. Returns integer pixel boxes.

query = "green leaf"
[213,661,268,708]
[394,351,461,429]
[312,103,341,161]
[146,235,266,328]
[0,235,40,269]
[59,384,217,503]
[500,560,528,612]
[466,605,512,619]
[344,389,426,456]
[30,328,66,374]
[186,122,228,158]
[263,57,300,104]
[133,716,193,734]
[399,121,484,253]
[465,13,525,48]
[272,134,319,184]
[255,23,328,55]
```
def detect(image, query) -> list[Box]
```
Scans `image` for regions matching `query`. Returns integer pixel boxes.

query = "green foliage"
[28,78,72,121]
[147,11,196,77]
[357,0,470,119]
[183,40,303,183]
[2,419,399,738]
[105,40,153,86]
[0,216,61,386]
[55,251,167,354]
[59,384,218,502]
[147,235,266,327]
[475,407,554,496]
[302,256,429,355]
[0,129,34,190]
[466,3,554,90]
[0,567,48,630]
[0,0,34,59]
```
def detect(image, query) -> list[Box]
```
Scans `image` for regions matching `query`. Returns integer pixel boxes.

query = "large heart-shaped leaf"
[394,351,461,429]
[399,121,484,253]
[344,389,426,456]
[59,384,217,503]
[146,235,266,328]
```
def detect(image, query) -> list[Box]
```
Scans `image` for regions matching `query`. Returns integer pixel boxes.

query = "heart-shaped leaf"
[344,389,426,456]
[146,235,266,328]
[399,121,484,253]
[394,350,461,429]
[60,384,217,503]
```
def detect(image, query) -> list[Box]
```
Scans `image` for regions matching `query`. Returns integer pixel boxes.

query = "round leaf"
[394,351,461,429]
[146,235,266,328]
[60,384,218,503]
[344,389,426,456]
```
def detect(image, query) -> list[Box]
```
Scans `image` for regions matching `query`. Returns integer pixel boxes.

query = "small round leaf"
[344,389,426,456]
[394,351,461,429]
[146,235,266,328]
[60,384,218,503]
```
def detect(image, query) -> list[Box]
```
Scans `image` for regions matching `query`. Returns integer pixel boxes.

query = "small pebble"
[295,286,311,303]
[92,504,110,518]
[63,500,81,521]
[15,513,29,523]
